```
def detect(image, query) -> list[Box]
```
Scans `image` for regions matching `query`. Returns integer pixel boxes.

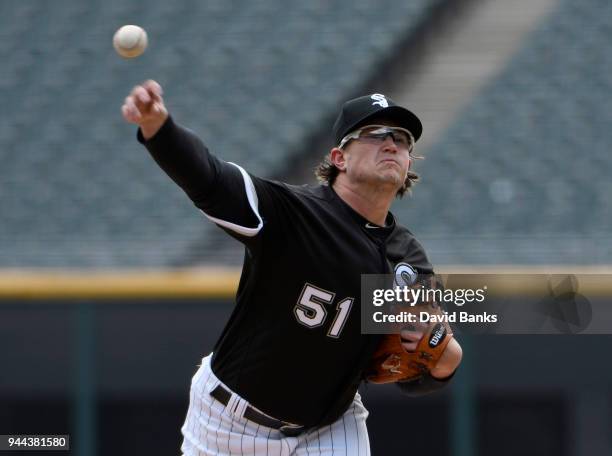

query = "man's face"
[338,121,413,192]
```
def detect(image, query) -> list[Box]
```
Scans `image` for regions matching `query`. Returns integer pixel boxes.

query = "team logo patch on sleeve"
[393,262,418,288]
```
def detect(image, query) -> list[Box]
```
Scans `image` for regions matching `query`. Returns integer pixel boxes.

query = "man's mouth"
[379,159,400,167]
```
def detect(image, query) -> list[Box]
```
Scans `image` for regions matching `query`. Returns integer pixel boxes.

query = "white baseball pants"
[180,354,371,456]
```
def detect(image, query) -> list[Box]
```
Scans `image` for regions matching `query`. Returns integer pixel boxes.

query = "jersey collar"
[325,185,397,235]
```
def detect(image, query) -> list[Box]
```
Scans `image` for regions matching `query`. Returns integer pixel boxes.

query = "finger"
[121,104,133,122]
[143,79,163,100]
[151,101,164,115]
[400,329,423,342]
[142,79,163,104]
[401,341,418,352]
[127,88,149,115]
[132,86,151,107]
[122,109,140,124]
[124,98,142,121]
[148,89,162,104]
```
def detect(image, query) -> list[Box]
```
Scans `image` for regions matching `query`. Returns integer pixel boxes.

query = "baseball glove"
[366,277,454,384]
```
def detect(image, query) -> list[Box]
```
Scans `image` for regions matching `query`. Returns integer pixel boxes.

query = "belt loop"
[234,396,248,419]
[225,393,239,415]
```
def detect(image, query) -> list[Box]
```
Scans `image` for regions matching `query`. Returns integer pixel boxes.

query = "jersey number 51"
[293,283,354,339]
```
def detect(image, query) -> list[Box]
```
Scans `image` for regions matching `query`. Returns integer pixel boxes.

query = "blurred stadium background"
[1,0,611,454]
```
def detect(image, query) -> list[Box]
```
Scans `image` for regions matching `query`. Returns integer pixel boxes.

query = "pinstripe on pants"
[181,354,371,456]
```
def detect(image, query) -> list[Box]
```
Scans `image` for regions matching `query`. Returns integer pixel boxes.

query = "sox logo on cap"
[371,93,389,108]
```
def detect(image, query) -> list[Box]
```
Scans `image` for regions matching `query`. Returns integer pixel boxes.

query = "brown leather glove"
[365,279,453,384]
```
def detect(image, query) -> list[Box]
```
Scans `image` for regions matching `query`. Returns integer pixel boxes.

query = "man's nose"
[381,135,399,152]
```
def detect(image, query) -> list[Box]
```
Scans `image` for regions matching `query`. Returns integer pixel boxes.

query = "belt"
[210,384,306,437]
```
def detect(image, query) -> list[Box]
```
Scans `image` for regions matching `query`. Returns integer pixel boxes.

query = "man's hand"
[121,79,168,140]
[400,322,462,380]
[430,338,462,379]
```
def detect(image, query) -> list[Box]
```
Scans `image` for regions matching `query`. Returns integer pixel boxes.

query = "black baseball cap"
[333,93,423,145]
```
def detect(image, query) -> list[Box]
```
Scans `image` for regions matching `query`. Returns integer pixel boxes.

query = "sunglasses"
[338,125,415,151]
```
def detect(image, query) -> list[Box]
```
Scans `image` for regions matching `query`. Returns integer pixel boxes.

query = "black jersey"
[140,117,448,427]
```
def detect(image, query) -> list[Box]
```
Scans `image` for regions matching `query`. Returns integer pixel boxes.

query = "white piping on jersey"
[200,162,263,237]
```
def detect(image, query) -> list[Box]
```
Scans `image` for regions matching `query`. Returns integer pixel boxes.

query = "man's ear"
[330,147,347,171]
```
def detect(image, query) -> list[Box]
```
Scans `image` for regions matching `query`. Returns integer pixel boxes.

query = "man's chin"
[375,172,403,191]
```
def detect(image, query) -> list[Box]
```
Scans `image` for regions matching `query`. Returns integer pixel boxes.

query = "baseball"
[113,25,148,58]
